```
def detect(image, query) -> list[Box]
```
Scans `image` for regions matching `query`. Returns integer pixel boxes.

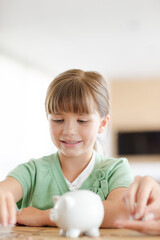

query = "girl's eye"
[77,120,88,124]
[53,119,64,123]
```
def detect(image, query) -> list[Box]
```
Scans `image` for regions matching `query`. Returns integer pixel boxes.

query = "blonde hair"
[45,69,109,117]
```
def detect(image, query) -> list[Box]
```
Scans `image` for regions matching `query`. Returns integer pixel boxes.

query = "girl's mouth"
[60,140,82,146]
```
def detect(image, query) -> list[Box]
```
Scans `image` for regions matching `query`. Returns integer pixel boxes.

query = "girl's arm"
[0,177,56,227]
[16,207,57,227]
[101,187,129,228]
[17,188,128,227]
[0,177,23,226]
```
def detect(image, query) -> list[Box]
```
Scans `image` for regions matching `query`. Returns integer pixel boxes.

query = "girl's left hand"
[17,207,46,226]
[115,219,160,235]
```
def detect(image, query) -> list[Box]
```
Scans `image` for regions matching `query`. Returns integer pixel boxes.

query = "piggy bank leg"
[85,228,100,237]
[66,229,80,238]
[60,229,66,236]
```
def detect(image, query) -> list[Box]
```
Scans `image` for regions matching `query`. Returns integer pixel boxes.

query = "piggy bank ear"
[53,196,60,204]
[64,196,75,209]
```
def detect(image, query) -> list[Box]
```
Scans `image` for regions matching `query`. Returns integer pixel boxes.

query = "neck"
[58,150,93,182]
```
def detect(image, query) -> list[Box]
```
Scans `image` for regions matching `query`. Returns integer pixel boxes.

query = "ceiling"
[0,0,160,78]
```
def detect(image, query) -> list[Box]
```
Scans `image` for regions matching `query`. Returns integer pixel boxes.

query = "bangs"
[46,80,96,114]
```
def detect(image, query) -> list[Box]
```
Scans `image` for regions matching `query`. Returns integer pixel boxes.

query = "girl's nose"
[63,129,75,135]
[63,122,76,135]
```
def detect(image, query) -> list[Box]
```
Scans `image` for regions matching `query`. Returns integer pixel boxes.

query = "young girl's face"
[48,111,108,159]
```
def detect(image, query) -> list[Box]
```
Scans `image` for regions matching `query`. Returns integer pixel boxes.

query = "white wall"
[0,0,160,77]
[0,55,57,180]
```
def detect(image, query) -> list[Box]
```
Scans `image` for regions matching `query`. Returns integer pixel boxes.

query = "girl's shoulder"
[93,151,130,174]
[31,152,58,165]
[12,152,59,174]
[82,152,132,200]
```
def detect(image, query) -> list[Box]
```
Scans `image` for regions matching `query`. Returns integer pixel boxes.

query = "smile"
[60,140,82,145]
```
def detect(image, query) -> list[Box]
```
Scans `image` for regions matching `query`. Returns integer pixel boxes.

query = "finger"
[122,176,141,216]
[145,202,160,220]
[0,195,8,226]
[134,178,153,219]
[6,192,16,225]
[121,186,136,215]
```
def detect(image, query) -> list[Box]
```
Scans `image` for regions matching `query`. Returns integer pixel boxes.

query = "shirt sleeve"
[108,158,133,193]
[7,160,37,209]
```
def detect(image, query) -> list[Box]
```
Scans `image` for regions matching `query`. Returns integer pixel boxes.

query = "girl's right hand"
[0,190,16,226]
[121,175,160,220]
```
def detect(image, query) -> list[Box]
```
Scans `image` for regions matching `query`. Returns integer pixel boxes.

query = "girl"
[0,69,133,228]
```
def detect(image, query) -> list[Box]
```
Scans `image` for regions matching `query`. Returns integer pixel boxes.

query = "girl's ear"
[98,115,110,133]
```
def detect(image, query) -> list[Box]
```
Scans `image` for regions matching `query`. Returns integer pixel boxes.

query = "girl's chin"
[61,150,82,156]
[59,148,92,158]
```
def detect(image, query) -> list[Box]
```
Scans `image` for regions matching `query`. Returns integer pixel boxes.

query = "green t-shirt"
[8,151,133,210]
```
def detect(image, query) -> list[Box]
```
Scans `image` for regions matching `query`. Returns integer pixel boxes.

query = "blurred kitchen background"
[0,0,160,181]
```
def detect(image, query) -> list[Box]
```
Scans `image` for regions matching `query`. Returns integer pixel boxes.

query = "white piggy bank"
[49,190,104,238]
